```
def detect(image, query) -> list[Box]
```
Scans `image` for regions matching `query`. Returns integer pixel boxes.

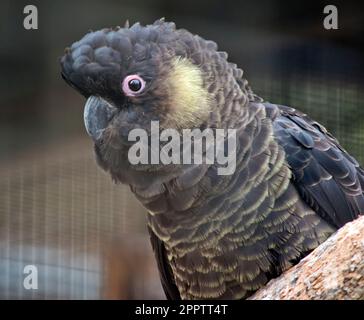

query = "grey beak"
[84,96,117,141]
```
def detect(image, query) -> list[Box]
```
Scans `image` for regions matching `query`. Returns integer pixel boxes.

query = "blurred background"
[0,0,363,299]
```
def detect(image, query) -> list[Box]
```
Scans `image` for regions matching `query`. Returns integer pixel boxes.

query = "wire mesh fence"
[0,137,164,299]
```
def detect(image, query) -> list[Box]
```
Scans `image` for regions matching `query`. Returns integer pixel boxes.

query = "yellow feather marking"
[163,57,212,128]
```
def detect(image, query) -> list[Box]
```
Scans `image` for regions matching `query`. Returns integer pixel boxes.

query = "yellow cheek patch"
[163,57,211,128]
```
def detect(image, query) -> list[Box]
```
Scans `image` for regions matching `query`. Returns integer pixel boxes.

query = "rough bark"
[249,216,364,300]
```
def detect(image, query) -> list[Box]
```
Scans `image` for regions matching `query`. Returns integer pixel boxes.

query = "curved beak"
[84,96,117,141]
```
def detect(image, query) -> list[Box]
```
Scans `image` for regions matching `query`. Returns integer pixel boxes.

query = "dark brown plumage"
[60,19,364,299]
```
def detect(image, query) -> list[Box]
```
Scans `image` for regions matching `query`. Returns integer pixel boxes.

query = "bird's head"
[60,19,256,182]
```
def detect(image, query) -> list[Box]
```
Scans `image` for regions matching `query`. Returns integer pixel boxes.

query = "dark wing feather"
[266,103,364,228]
[148,226,181,300]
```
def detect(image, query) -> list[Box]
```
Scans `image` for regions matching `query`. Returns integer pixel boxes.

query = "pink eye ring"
[122,74,146,96]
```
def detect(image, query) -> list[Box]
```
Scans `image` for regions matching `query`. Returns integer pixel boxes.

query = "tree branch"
[249,216,364,300]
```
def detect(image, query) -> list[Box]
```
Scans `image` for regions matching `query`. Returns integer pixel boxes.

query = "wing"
[266,102,364,228]
[148,226,181,300]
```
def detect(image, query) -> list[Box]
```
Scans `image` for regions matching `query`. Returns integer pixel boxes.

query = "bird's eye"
[122,75,146,97]
[129,79,142,91]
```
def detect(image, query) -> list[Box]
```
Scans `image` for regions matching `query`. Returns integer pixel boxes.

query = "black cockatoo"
[60,19,364,299]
